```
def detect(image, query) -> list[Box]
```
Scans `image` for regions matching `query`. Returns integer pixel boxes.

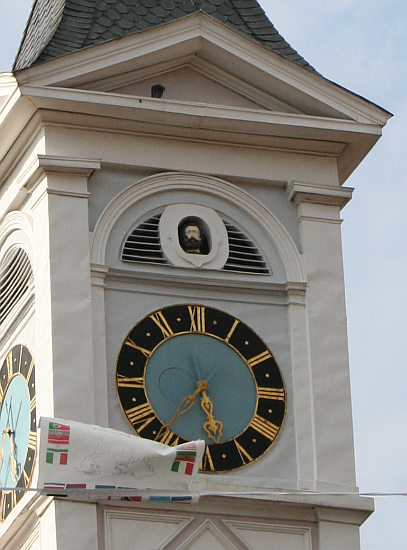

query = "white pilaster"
[286,283,316,489]
[289,182,356,490]
[30,155,101,423]
[90,263,109,427]
[54,501,99,550]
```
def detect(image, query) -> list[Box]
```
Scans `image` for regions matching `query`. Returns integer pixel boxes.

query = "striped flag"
[46,422,71,465]
[171,442,197,475]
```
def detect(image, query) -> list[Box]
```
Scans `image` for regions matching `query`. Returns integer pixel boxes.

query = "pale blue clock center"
[0,374,31,489]
[145,333,257,443]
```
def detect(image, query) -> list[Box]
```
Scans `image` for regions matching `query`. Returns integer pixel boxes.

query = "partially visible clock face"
[116,305,286,472]
[0,345,36,520]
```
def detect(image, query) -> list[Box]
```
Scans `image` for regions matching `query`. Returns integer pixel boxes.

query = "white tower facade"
[0,3,390,549]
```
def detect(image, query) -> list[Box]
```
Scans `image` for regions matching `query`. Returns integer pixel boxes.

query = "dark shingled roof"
[14,0,313,71]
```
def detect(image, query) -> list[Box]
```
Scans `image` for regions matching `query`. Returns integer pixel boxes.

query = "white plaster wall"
[54,501,99,550]
[237,181,301,251]
[45,126,339,187]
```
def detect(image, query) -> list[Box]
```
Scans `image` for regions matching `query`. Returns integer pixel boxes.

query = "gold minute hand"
[201,389,223,444]
[156,380,208,440]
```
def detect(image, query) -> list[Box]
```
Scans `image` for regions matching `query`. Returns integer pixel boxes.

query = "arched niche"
[0,211,34,265]
[91,172,304,283]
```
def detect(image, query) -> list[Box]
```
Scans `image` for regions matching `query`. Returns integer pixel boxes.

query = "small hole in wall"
[151,84,165,98]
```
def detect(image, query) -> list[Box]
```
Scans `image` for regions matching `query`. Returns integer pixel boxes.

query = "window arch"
[0,246,34,328]
[91,172,304,282]
[0,212,35,337]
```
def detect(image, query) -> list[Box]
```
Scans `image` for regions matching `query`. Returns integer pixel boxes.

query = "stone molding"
[287,181,353,209]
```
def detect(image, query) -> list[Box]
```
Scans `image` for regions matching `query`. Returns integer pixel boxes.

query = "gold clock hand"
[156,380,208,440]
[200,390,223,444]
[7,431,19,483]
[0,428,8,476]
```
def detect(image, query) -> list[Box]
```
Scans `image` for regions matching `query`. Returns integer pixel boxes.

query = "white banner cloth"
[37,417,204,500]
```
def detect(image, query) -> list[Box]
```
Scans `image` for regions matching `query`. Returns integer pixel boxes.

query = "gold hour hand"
[7,430,19,483]
[201,390,223,444]
[156,380,208,440]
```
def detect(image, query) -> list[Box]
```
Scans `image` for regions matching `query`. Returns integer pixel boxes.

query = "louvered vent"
[223,221,270,275]
[121,214,168,265]
[0,247,34,326]
[121,213,270,274]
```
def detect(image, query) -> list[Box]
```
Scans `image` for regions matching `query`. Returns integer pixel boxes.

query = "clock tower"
[0,1,390,549]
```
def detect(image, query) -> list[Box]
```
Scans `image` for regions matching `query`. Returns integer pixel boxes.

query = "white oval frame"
[159,203,229,269]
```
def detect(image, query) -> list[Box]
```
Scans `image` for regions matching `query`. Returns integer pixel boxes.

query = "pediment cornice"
[13,12,390,126]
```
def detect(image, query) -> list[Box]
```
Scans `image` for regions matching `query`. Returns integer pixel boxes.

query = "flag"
[46,422,70,465]
[37,417,205,499]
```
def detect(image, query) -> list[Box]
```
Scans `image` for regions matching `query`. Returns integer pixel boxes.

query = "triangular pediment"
[13,11,385,123]
[2,12,390,183]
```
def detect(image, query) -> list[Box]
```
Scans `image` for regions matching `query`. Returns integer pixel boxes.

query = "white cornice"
[0,154,100,219]
[0,80,384,186]
[35,154,101,176]
[19,85,384,141]
[288,182,354,208]
[105,267,294,306]
[25,155,101,197]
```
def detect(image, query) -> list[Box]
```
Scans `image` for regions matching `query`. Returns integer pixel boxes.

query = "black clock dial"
[116,304,286,472]
[0,345,36,521]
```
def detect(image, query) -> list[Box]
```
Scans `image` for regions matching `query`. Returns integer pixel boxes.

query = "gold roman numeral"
[125,338,152,358]
[188,306,206,332]
[18,346,23,373]
[250,414,279,441]
[1,495,6,520]
[150,311,173,338]
[28,431,37,451]
[30,395,36,413]
[117,375,144,389]
[202,446,214,471]
[247,350,272,368]
[125,403,155,432]
[258,387,285,401]
[224,319,239,343]
[27,359,35,383]
[6,354,13,379]
[155,427,179,446]
[10,492,16,508]
[234,440,253,465]
[23,468,30,485]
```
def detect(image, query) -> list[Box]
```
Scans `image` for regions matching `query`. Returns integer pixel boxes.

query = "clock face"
[116,305,286,472]
[0,345,36,520]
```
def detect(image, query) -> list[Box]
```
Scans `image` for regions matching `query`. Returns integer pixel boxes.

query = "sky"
[0,1,406,548]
